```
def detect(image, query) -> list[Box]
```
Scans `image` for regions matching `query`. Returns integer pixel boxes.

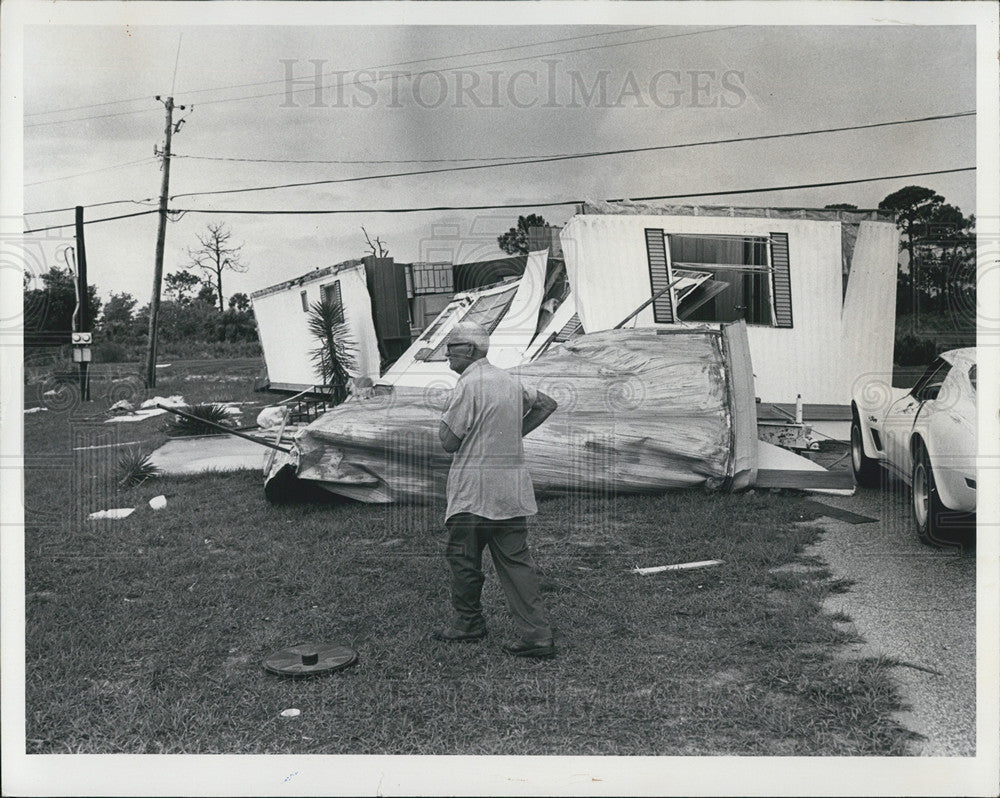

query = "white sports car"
[851,348,977,544]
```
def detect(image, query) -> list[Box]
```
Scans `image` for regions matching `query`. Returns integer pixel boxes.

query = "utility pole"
[144,95,186,388]
[72,205,92,401]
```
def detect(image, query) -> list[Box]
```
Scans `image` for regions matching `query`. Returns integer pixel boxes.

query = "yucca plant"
[164,403,237,436]
[117,447,160,488]
[307,298,358,405]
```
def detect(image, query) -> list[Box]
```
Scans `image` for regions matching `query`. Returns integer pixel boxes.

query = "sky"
[16,13,981,307]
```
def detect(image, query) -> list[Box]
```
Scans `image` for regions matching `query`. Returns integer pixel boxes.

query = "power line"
[25,26,735,128]
[21,165,975,232]
[169,111,976,201]
[163,167,977,217]
[25,198,157,217]
[618,166,976,203]
[175,109,974,167]
[24,157,156,188]
[173,153,543,165]
[26,26,657,118]
[24,110,974,217]
[23,208,160,234]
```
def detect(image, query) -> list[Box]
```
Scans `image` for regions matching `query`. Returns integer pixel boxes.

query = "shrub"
[164,403,236,436]
[894,333,938,367]
[93,341,127,363]
[117,447,160,487]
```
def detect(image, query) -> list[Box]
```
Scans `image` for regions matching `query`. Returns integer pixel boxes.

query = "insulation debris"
[631,560,724,575]
[87,508,135,520]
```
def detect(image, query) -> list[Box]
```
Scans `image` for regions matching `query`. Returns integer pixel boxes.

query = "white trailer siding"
[560,213,898,405]
[252,264,381,389]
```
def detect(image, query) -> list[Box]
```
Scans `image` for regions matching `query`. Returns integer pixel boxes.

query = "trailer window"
[668,234,774,325]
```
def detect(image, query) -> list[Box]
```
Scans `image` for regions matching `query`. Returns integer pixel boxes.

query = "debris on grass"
[147,435,267,475]
[105,409,168,423]
[257,406,286,428]
[141,395,185,410]
[108,399,135,414]
[148,495,167,510]
[117,447,160,487]
[87,508,135,521]
[74,440,143,451]
[280,708,301,718]
[631,559,724,575]
[24,407,48,414]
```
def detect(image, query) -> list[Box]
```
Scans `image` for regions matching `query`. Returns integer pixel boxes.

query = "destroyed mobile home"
[260,203,891,502]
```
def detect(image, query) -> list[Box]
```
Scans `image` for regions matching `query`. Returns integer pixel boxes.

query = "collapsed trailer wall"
[251,263,381,390]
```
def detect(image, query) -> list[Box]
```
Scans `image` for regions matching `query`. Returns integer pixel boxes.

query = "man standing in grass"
[435,321,558,658]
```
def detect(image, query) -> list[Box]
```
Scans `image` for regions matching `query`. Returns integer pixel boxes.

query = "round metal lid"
[263,642,358,677]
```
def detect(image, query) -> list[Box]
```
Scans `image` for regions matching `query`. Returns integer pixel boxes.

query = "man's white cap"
[447,321,490,353]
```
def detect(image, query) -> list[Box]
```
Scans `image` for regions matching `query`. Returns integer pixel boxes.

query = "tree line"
[24,222,258,359]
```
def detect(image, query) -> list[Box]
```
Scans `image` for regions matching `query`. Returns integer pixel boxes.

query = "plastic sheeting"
[284,324,757,504]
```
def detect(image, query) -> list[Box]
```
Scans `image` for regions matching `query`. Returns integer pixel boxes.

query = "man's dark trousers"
[445,513,552,643]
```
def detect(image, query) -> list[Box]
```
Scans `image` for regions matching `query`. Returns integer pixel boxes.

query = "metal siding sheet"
[840,221,899,398]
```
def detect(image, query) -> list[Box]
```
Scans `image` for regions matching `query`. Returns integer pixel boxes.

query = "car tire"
[912,447,946,546]
[850,415,881,487]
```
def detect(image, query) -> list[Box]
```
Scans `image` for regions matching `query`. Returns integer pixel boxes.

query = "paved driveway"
[802,481,976,755]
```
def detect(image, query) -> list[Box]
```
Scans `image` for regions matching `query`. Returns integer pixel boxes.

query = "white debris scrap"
[148,495,167,510]
[24,407,48,414]
[631,560,724,576]
[88,508,136,521]
[280,708,301,718]
[105,409,167,423]
[108,400,135,413]
[256,406,287,429]
[141,395,185,410]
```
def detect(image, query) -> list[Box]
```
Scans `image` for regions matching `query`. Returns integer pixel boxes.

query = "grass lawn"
[22,360,914,755]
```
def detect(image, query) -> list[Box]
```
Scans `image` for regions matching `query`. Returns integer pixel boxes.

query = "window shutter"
[769,232,793,328]
[645,228,674,323]
[324,281,345,325]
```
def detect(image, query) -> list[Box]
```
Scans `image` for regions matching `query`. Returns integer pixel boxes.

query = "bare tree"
[186,222,248,313]
[362,226,390,258]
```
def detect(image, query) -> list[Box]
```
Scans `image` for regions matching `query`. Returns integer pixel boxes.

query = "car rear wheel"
[912,448,946,545]
[851,416,881,487]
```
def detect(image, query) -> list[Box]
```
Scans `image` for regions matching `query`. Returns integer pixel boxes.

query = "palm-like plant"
[165,403,237,436]
[117,447,160,487]
[307,298,358,404]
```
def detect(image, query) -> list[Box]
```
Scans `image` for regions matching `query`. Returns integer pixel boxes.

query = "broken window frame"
[420,284,519,362]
